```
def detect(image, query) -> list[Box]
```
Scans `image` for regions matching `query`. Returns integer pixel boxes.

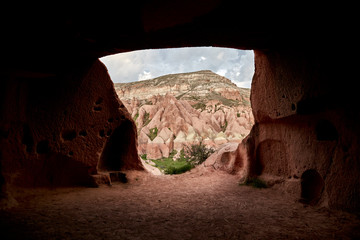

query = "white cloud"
[138,70,152,81]
[199,56,206,62]
[216,69,227,76]
[235,81,252,89]
[100,47,254,88]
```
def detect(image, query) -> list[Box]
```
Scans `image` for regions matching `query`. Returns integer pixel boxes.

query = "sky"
[100,47,254,88]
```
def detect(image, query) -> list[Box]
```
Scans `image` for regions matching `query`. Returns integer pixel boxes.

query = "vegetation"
[147,127,158,141]
[220,120,228,132]
[133,112,139,121]
[184,141,215,166]
[164,163,193,175]
[191,102,206,111]
[140,154,147,160]
[150,143,215,175]
[239,177,268,189]
[152,149,193,175]
[143,111,151,126]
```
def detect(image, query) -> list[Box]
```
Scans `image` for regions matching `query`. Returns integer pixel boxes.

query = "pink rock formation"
[116,71,254,160]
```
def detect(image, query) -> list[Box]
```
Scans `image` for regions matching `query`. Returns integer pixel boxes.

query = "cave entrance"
[98,120,135,172]
[300,169,325,205]
[100,47,254,175]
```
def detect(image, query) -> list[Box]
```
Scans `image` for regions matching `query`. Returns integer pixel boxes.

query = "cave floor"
[1,169,359,240]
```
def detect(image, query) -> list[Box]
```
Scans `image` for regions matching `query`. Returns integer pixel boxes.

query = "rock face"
[2,1,359,213]
[244,50,360,211]
[115,71,254,159]
[0,60,143,190]
[204,142,247,175]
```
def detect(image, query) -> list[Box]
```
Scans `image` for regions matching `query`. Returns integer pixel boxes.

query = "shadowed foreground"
[1,170,359,240]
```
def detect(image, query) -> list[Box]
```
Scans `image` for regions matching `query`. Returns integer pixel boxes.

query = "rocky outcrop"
[116,71,254,159]
[244,50,360,211]
[204,142,247,175]
[0,60,143,192]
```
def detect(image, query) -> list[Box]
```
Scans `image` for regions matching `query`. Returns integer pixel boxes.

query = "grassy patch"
[147,127,158,141]
[164,164,193,175]
[152,157,193,175]
[239,177,268,189]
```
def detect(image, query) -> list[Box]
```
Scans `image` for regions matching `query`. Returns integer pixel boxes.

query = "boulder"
[204,142,245,174]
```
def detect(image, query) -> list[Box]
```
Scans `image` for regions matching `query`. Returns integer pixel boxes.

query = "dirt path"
[1,170,359,240]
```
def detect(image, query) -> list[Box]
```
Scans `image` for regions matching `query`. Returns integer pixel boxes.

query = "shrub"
[140,154,147,160]
[184,141,215,166]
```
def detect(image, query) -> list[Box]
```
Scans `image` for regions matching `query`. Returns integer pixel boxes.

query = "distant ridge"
[115,70,250,107]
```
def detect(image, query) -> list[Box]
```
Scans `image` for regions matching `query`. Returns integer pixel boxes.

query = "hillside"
[114,70,254,161]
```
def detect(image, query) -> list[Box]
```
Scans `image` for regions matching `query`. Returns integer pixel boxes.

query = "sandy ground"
[1,169,359,240]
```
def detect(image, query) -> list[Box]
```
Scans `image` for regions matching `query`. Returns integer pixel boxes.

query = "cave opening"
[300,169,325,205]
[98,119,135,172]
[100,47,255,175]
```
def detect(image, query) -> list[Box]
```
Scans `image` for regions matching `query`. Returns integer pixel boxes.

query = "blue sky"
[100,47,254,88]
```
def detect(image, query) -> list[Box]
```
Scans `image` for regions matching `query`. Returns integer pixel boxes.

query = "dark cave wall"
[247,50,360,211]
[0,60,142,188]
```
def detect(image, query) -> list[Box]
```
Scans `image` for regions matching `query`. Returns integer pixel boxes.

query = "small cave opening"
[315,120,338,141]
[300,169,324,205]
[98,120,134,171]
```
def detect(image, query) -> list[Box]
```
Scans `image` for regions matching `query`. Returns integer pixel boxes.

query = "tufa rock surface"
[0,60,143,191]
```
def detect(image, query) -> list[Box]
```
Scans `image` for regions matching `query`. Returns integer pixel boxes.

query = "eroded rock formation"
[245,50,360,210]
[0,60,142,192]
[116,71,254,159]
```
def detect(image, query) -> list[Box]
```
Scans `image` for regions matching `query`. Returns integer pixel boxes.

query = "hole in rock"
[98,120,135,171]
[300,169,324,205]
[95,97,103,105]
[93,106,102,111]
[100,47,255,175]
[79,130,87,137]
[61,129,77,141]
[36,140,50,154]
[316,120,338,141]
